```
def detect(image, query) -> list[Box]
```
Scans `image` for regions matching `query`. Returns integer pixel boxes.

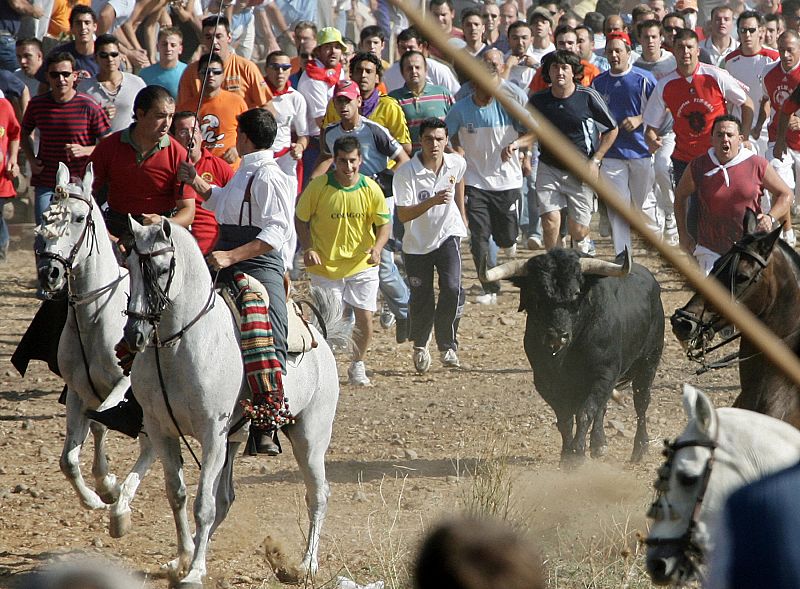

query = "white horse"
[35,163,156,525]
[123,217,342,588]
[645,384,800,586]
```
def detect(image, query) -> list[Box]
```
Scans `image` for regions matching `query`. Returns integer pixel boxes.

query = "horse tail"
[307,285,354,355]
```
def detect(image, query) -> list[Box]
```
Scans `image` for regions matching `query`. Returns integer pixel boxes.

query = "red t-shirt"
[765,61,800,148]
[644,63,748,162]
[193,148,233,254]
[691,150,767,254]
[89,130,198,214]
[0,98,20,198]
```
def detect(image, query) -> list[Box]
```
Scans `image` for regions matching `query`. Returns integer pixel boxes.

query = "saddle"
[221,273,318,354]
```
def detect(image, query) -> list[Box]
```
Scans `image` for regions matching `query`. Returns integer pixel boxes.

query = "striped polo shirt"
[22,91,110,188]
[388,83,454,153]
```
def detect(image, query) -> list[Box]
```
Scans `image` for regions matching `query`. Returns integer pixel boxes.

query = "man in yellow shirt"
[296,135,390,386]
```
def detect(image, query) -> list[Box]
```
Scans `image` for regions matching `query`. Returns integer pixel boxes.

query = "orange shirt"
[528,59,600,93]
[177,53,271,110]
[48,0,90,37]
[178,89,248,168]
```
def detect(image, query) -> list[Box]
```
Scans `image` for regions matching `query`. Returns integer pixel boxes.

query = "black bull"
[485,249,664,462]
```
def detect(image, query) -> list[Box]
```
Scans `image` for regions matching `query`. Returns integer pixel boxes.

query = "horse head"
[35,163,97,296]
[124,217,180,352]
[646,384,719,586]
[671,208,783,356]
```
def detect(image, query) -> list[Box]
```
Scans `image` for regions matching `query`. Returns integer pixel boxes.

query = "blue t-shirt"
[321,118,401,177]
[591,66,655,160]
[40,41,99,82]
[138,62,187,99]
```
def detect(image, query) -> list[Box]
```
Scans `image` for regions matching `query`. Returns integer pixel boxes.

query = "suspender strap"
[237,175,256,227]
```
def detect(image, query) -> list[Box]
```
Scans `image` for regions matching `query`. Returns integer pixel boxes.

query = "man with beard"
[675,116,791,274]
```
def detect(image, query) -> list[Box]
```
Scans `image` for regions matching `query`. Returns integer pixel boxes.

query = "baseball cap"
[528,6,554,26]
[317,27,347,49]
[333,80,360,101]
[675,0,698,12]
[605,31,632,46]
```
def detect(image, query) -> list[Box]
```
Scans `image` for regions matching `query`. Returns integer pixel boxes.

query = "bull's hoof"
[591,444,609,458]
[559,453,586,469]
[109,510,132,538]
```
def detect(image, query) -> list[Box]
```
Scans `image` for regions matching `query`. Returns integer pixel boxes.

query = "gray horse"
[35,163,156,526]
[123,217,343,587]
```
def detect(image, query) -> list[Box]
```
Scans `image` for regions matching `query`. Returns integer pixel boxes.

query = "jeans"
[0,35,18,72]
[0,202,8,254]
[379,246,409,320]
[404,236,464,351]
[34,186,55,226]
[519,166,542,240]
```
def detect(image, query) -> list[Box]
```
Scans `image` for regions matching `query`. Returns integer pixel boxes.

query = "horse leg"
[109,433,157,538]
[179,435,227,588]
[88,420,119,504]
[284,422,332,576]
[151,434,194,581]
[211,441,241,537]
[61,389,108,510]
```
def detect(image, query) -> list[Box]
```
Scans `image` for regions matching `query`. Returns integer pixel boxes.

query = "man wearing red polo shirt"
[90,85,196,242]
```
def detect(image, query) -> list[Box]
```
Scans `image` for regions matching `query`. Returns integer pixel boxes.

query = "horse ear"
[743,208,759,235]
[127,214,143,233]
[161,218,172,239]
[55,162,69,188]
[686,384,717,438]
[754,224,783,259]
[83,163,94,196]
[682,383,700,420]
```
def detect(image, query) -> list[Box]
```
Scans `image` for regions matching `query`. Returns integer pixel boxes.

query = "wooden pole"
[388,0,800,390]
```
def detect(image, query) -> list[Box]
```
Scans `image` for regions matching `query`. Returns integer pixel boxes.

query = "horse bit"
[645,437,718,576]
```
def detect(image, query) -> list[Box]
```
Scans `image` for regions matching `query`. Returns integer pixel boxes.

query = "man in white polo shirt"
[394,117,467,373]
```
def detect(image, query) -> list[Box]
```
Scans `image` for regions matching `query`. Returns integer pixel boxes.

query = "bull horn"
[579,246,632,277]
[482,258,529,282]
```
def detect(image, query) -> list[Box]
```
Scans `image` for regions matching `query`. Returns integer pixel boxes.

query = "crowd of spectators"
[1,0,799,381]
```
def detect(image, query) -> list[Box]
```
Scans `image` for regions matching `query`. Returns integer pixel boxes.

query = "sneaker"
[441,349,460,368]
[501,244,517,259]
[527,235,543,250]
[475,292,497,305]
[348,361,371,386]
[379,303,396,329]
[782,229,796,247]
[572,237,596,257]
[413,346,431,374]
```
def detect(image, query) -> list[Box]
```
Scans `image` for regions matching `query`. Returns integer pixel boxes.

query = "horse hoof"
[109,510,132,538]
[98,488,119,505]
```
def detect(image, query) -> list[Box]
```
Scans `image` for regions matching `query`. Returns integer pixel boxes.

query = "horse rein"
[677,241,771,366]
[645,437,718,578]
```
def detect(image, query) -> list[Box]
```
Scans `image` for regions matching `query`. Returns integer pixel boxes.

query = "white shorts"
[309,265,380,312]
[535,161,594,227]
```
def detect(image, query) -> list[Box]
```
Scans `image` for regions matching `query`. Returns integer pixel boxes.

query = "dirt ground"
[0,233,741,588]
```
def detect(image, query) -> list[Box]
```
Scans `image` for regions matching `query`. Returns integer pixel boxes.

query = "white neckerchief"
[704,146,754,186]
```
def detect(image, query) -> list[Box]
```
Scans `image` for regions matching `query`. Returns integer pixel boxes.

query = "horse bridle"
[125,238,215,348]
[645,437,718,577]
[676,241,770,362]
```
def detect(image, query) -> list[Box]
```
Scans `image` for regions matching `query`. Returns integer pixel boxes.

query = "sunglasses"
[482,12,499,17]
[268,63,292,70]
[664,25,682,32]
[199,68,224,75]
[738,26,758,34]
[48,70,74,78]
[98,51,119,58]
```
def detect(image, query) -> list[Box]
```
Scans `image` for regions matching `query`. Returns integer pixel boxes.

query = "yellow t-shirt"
[296,173,390,279]
[321,95,411,169]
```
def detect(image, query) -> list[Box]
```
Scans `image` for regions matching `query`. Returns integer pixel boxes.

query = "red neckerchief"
[304,59,342,87]
[266,78,292,96]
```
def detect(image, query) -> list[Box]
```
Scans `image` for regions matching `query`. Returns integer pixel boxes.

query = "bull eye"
[677,471,700,487]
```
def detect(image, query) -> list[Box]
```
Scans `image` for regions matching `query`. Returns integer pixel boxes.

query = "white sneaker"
[527,235,543,250]
[348,361,371,386]
[441,349,460,368]
[413,347,431,374]
[475,292,497,305]
[501,244,517,259]
[379,303,396,329]
[572,237,596,257]
[782,229,796,247]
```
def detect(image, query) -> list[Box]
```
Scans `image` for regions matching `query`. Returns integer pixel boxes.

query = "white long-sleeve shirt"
[204,150,294,252]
